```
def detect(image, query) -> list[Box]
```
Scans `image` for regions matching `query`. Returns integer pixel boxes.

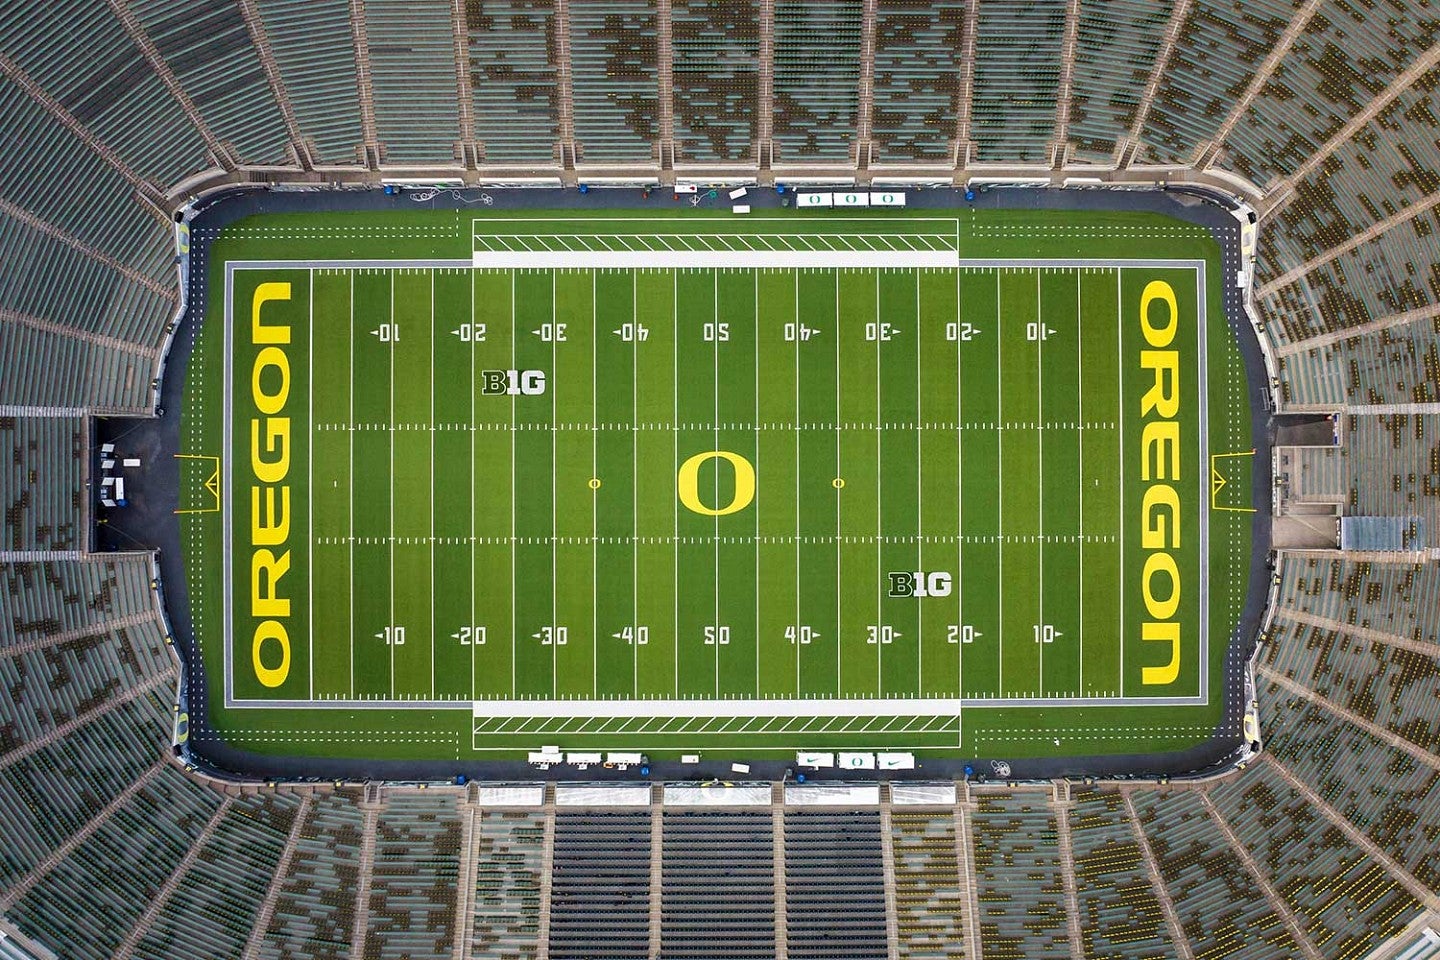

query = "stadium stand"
[1218,3,1440,190]
[0,0,211,185]
[1137,0,1298,166]
[0,417,84,554]
[969,790,1070,959]
[671,0,760,164]
[1130,786,1305,959]
[1067,788,1175,959]
[1,4,1440,959]
[252,0,367,165]
[253,789,365,960]
[867,0,964,163]
[569,0,661,164]
[470,808,544,959]
[784,809,888,959]
[661,810,774,958]
[770,0,863,162]
[364,0,463,165]
[969,0,1065,164]
[467,0,563,166]
[549,810,653,958]
[888,808,968,957]
[130,0,291,166]
[1067,0,1169,163]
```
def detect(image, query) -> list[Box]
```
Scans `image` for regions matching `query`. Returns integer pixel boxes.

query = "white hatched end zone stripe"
[222,257,1210,712]
[471,250,959,269]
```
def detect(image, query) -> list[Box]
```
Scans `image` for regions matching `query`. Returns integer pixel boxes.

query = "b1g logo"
[887,571,953,598]
[480,369,546,396]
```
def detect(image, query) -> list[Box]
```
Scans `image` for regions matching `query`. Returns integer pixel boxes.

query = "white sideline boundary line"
[221,257,1210,713]
[471,251,958,269]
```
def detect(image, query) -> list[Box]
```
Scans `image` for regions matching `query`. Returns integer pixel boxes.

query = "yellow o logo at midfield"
[678,451,756,516]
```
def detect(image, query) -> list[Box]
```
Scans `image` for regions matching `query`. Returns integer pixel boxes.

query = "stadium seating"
[467,0,563,165]
[1206,757,1422,959]
[131,0,291,165]
[1129,787,1303,959]
[1258,681,1440,896]
[4,737,218,959]
[1137,0,1295,166]
[784,809,888,959]
[254,789,366,960]
[470,808,544,958]
[969,790,1070,959]
[1,417,84,554]
[1067,0,1169,163]
[0,78,174,286]
[969,1,1065,164]
[252,0,367,165]
[364,791,465,959]
[364,0,463,165]
[868,0,964,163]
[661,810,774,957]
[549,810,652,958]
[888,808,967,957]
[0,556,161,644]
[0,0,211,185]
[1067,788,1174,959]
[131,793,304,960]
[569,0,661,165]
[671,0,760,164]
[771,1,863,163]
[1219,2,1440,190]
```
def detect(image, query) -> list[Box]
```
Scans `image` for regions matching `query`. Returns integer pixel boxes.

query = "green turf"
[180,204,1254,765]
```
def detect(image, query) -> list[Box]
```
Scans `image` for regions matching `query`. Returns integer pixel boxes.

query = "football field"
[184,206,1252,761]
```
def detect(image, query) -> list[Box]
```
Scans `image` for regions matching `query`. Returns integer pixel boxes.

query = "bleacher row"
[0,556,1433,960]
[5,763,1436,960]
[0,417,83,554]
[0,0,1436,177]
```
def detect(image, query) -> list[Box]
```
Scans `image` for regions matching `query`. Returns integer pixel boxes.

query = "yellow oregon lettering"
[249,281,293,689]
[677,451,756,516]
[1137,279,1183,686]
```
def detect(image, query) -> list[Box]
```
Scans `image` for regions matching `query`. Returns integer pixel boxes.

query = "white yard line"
[754,270,760,697]
[475,270,480,699]
[875,272,883,692]
[510,272,517,698]
[389,273,396,699]
[794,271,802,696]
[632,271,639,698]
[1037,269,1044,696]
[348,272,355,697]
[915,270,923,695]
[551,271,557,699]
[429,271,436,699]
[713,270,720,699]
[1116,268,1125,694]
[673,270,679,698]
[1076,271,1084,695]
[955,267,963,705]
[592,270,597,699]
[834,270,842,697]
[308,268,315,700]
[995,271,1004,693]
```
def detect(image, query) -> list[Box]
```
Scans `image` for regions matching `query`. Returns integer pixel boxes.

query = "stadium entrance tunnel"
[92,416,180,554]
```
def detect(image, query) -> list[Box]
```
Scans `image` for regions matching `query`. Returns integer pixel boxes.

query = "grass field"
[182,204,1254,764]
